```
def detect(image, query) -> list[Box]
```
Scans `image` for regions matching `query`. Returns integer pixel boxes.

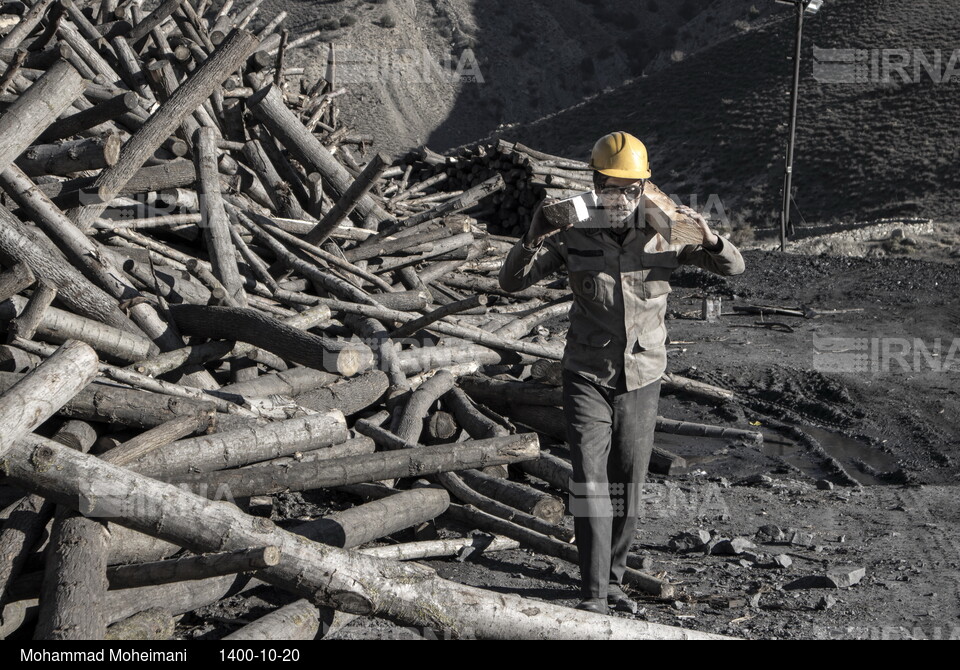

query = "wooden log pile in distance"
[0,0,743,641]
[397,139,596,237]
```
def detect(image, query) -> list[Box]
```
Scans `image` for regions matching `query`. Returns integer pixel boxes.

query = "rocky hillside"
[251,0,960,230]
[253,0,733,154]
[465,0,960,230]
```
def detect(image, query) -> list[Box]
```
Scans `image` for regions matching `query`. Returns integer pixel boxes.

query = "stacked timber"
[0,0,741,642]
[380,140,595,237]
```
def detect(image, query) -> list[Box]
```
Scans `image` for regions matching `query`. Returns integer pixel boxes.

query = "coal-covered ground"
[178,247,960,640]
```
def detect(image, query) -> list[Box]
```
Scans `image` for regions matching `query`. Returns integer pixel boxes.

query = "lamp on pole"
[774,0,823,252]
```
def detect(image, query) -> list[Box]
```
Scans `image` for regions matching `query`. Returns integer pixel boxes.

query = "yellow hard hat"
[589,131,651,180]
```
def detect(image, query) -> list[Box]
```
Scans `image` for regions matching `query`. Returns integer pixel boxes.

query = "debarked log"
[243,437,376,470]
[293,369,388,416]
[168,303,373,377]
[228,487,452,641]
[105,608,176,641]
[132,410,348,478]
[223,599,319,641]
[74,28,262,227]
[0,340,98,458]
[0,203,140,334]
[219,366,337,398]
[360,534,520,561]
[3,433,730,639]
[457,469,565,525]
[0,60,85,174]
[0,260,34,301]
[296,488,450,549]
[107,546,281,590]
[34,419,106,641]
[0,370,218,428]
[0,295,157,363]
[166,433,541,498]
[655,417,763,444]
[444,503,673,599]
[344,420,572,542]
[397,342,517,375]
[16,133,122,177]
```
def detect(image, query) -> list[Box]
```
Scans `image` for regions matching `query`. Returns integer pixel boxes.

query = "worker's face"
[596,176,645,227]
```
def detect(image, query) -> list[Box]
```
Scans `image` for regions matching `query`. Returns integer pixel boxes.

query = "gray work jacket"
[498,216,746,392]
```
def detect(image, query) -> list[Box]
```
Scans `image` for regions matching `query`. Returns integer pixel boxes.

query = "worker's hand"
[525,199,572,247]
[677,204,719,247]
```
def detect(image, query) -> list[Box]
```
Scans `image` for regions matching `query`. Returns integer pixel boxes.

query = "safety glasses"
[597,181,645,200]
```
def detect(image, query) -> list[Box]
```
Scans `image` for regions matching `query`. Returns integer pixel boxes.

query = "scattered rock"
[668,528,712,552]
[757,525,786,542]
[785,575,833,590]
[785,566,865,590]
[712,537,758,556]
[771,554,793,569]
[786,529,817,548]
[816,479,835,491]
[739,473,773,487]
[826,566,866,588]
[705,536,729,555]
[817,595,838,611]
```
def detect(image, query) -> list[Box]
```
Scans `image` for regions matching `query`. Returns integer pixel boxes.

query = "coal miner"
[498,132,746,615]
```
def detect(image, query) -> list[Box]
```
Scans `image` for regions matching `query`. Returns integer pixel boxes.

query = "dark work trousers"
[562,367,661,600]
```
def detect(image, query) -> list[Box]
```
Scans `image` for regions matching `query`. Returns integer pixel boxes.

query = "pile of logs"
[386,140,596,237]
[390,140,720,238]
[0,0,744,641]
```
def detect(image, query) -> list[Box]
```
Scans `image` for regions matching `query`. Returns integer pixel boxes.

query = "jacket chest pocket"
[567,253,614,306]
[638,251,679,299]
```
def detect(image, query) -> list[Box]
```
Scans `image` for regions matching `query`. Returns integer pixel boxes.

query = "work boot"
[607,585,639,614]
[575,598,609,615]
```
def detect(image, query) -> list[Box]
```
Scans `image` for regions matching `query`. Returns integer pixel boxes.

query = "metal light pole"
[774,0,823,252]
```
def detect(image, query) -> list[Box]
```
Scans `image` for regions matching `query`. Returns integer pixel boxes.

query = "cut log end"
[103,132,122,167]
[336,345,375,378]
